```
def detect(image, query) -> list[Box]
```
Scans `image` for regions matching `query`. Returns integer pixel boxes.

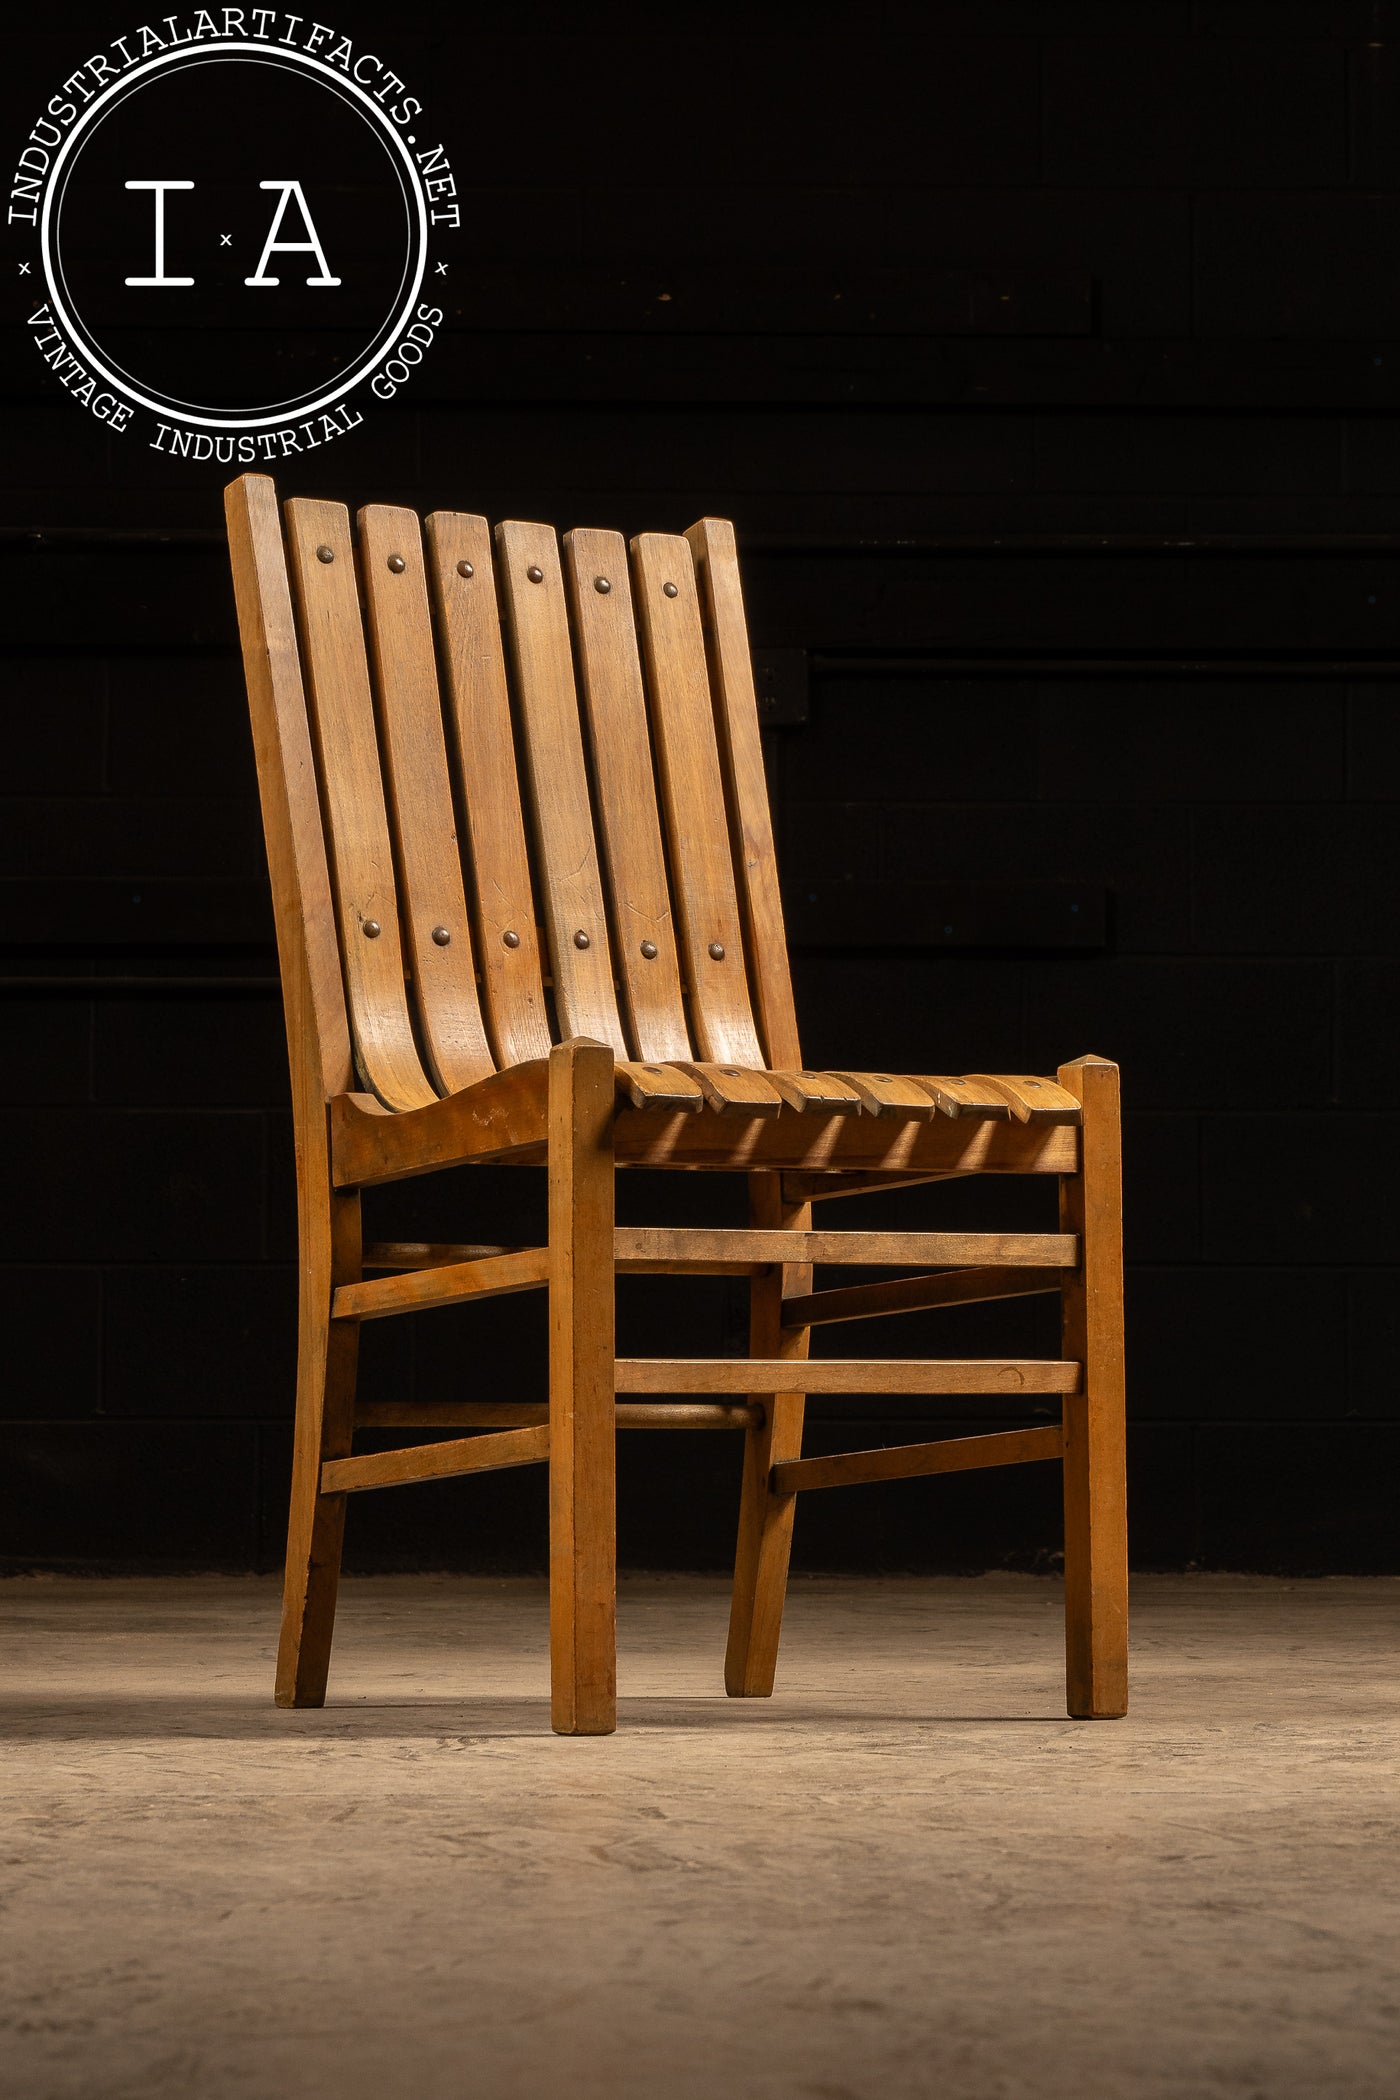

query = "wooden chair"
[225,471,1127,1736]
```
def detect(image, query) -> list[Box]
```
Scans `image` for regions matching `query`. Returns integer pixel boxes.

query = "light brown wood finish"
[332,1247,549,1322]
[356,1402,760,1430]
[772,1425,1065,1495]
[613,1106,1079,1178]
[283,497,436,1112]
[1058,1055,1129,1719]
[725,1176,811,1697]
[913,1075,1014,1119]
[228,474,1127,1731]
[497,522,627,1056]
[826,1071,937,1120]
[226,476,359,1711]
[564,528,690,1062]
[322,1424,551,1494]
[358,504,494,1095]
[618,1358,1080,1395]
[424,512,552,1070]
[633,532,767,1067]
[968,1074,1083,1125]
[549,1038,618,1734]
[782,1264,1065,1329]
[614,1228,1076,1268]
[685,517,803,1070]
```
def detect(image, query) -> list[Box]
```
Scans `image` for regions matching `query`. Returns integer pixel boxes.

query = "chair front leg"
[547,1038,618,1735]
[724,1175,812,1697]
[1058,1055,1129,1719]
[276,1176,361,1708]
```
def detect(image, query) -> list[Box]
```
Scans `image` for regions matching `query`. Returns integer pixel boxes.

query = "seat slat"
[358,504,494,1095]
[767,1071,863,1115]
[632,532,766,1067]
[968,1074,1083,1125]
[424,512,552,1070]
[283,498,436,1111]
[564,528,691,1063]
[915,1076,1013,1120]
[497,522,628,1055]
[668,1061,785,1116]
[824,1071,937,1120]
[684,517,803,1071]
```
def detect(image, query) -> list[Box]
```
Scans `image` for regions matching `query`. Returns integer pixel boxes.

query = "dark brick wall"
[2,3,1397,1572]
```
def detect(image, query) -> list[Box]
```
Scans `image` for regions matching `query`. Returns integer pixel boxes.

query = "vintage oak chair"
[225,470,1127,1736]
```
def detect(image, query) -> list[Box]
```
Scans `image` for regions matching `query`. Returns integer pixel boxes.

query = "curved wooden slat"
[358,504,494,1095]
[684,516,802,1071]
[424,512,552,1071]
[824,1071,937,1120]
[632,531,766,1068]
[496,521,627,1055]
[564,527,691,1063]
[283,498,435,1111]
[968,1073,1084,1125]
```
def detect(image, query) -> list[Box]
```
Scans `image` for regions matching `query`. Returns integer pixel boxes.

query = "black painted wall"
[3,3,1398,1573]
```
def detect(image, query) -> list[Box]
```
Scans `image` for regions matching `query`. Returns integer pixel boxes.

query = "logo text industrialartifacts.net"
[9,10,457,461]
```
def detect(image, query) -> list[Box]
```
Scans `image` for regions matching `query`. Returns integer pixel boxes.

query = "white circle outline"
[49,52,415,419]
[40,40,429,429]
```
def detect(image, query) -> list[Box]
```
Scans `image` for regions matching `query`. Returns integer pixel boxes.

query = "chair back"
[225,473,801,1110]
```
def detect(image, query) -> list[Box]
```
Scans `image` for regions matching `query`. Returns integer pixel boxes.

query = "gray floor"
[2,1574,1397,2100]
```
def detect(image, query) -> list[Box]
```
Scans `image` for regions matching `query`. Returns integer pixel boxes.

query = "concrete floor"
[1,1575,1397,2100]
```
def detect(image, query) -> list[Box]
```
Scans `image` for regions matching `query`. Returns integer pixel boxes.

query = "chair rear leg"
[548,1039,617,1736]
[275,1186,361,1708]
[725,1178,811,1697]
[1058,1056,1129,1719]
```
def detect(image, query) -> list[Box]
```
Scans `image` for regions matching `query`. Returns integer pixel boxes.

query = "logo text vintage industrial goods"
[9,11,457,461]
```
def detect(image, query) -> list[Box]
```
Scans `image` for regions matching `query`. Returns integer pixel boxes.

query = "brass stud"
[708,941,725,960]
[387,554,406,574]
[431,925,451,946]
[594,575,611,594]
[573,929,590,949]
[721,1067,739,1076]
[457,559,474,579]
[502,929,520,948]
[527,564,544,583]
[316,545,334,564]
[362,919,381,939]
[640,939,658,959]
[663,581,678,598]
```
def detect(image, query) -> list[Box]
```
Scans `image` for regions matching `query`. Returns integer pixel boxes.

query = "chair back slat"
[358,504,495,1095]
[495,521,628,1056]
[225,474,353,1101]
[684,517,802,1071]
[631,532,765,1068]
[283,497,437,1111]
[424,513,552,1070]
[563,528,690,1064]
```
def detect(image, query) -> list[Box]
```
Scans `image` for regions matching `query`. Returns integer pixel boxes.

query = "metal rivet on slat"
[431,925,451,945]
[708,941,725,960]
[640,940,657,959]
[527,565,544,583]
[573,929,590,948]
[362,920,381,939]
[316,545,334,564]
[721,1068,739,1076]
[594,575,611,594]
[502,929,520,948]
[387,554,406,573]
[457,560,474,579]
[663,581,678,597]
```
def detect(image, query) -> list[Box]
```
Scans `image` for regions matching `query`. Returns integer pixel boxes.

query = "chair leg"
[724,1177,812,1697]
[548,1038,617,1736]
[1058,1055,1129,1719]
[275,1183,361,1708]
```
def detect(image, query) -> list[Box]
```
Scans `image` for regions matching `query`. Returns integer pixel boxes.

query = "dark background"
[3,2,1397,1575]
